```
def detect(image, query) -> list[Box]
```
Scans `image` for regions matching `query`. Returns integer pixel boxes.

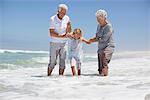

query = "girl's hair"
[73,28,82,35]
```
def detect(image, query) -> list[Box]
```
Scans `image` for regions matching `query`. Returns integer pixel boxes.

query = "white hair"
[95,9,107,18]
[58,4,68,12]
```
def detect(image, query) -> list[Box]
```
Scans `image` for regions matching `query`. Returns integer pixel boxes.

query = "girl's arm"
[81,37,90,44]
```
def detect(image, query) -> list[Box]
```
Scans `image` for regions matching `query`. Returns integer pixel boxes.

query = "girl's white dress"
[68,38,83,69]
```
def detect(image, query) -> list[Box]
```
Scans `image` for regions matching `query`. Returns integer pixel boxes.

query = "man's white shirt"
[49,14,70,43]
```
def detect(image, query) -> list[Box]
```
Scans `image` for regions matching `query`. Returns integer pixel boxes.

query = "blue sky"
[0,0,149,52]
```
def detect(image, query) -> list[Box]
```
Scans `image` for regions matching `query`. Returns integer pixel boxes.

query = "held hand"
[89,37,97,43]
[60,33,67,38]
[66,33,74,38]
[89,39,94,43]
[85,40,91,44]
[82,39,91,44]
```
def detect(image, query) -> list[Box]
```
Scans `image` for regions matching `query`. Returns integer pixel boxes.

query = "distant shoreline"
[0,48,150,53]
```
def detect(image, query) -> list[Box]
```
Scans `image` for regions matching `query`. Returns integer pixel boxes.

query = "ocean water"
[0,49,150,100]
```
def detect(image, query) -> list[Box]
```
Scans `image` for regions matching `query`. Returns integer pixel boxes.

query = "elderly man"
[89,9,115,76]
[47,4,71,76]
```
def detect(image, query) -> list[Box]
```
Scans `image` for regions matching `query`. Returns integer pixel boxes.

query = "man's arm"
[66,22,72,33]
[49,29,66,38]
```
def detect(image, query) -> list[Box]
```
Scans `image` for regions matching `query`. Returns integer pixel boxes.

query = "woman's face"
[97,16,105,25]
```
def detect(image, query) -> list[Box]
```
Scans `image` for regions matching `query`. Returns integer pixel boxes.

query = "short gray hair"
[58,4,68,12]
[95,9,107,18]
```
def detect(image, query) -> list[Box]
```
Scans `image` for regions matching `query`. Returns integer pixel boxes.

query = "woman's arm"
[89,37,98,43]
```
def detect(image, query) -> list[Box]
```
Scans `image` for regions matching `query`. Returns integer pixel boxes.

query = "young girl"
[67,28,90,76]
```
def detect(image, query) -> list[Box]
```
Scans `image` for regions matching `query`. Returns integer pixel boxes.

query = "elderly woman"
[89,9,115,76]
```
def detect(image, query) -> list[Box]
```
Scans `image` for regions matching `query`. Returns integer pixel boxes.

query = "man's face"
[58,8,66,19]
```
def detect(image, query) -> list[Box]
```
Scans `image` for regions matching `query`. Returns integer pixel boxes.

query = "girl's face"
[74,33,81,39]
[73,29,82,39]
